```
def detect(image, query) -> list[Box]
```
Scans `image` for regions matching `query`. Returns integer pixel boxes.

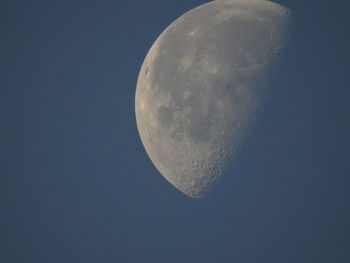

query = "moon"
[135,0,290,199]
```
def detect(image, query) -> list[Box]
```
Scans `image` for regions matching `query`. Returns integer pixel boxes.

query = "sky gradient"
[1,0,350,262]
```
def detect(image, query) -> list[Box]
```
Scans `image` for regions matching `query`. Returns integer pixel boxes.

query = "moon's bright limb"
[135,0,290,199]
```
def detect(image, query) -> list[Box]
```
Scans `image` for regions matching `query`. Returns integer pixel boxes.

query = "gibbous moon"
[135,0,290,199]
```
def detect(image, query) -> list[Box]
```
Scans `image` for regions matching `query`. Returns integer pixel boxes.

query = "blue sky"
[1,0,350,262]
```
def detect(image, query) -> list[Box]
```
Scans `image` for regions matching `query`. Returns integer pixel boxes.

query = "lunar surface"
[135,0,290,199]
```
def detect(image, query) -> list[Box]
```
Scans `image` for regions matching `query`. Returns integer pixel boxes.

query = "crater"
[144,67,150,75]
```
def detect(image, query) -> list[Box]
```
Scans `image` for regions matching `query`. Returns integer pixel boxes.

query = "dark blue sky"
[1,0,349,262]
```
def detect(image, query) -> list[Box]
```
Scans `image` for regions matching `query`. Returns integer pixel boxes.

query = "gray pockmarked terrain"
[135,0,290,199]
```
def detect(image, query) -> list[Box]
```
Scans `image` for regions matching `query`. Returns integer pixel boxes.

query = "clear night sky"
[1,0,350,262]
